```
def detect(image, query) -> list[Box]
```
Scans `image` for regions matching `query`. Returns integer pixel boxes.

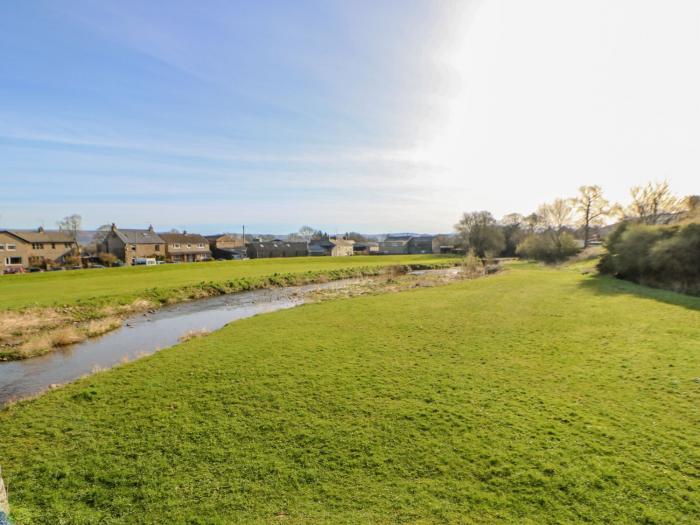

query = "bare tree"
[574,186,617,247]
[298,225,315,242]
[627,181,681,224]
[538,198,574,232]
[455,211,505,257]
[56,214,82,241]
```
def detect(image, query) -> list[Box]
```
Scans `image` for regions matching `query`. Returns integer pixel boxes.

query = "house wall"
[27,241,78,265]
[331,244,354,256]
[0,233,29,270]
[407,238,434,254]
[164,243,211,262]
[101,233,164,265]
[246,242,308,258]
[378,241,409,255]
[0,233,78,269]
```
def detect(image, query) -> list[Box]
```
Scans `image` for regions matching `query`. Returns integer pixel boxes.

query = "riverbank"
[2,263,698,524]
[0,257,457,361]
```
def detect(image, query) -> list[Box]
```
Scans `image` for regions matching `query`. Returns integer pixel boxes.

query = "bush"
[598,222,700,295]
[516,232,579,263]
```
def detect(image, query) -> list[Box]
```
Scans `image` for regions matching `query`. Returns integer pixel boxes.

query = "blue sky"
[1,1,699,233]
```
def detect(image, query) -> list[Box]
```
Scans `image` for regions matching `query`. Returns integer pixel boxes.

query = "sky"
[1,0,698,234]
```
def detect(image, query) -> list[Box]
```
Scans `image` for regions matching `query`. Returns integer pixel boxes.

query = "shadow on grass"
[579,273,700,312]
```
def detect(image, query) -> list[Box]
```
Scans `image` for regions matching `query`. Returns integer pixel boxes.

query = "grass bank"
[0,255,455,360]
[1,263,699,523]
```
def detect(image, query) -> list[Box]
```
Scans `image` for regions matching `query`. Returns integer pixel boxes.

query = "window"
[173,243,180,249]
[64,243,71,248]
[5,256,22,265]
[32,243,44,249]
[197,243,204,248]
[6,244,16,251]
[155,245,161,252]
[0,244,4,251]
[51,243,56,249]
[187,244,192,249]
[131,245,137,251]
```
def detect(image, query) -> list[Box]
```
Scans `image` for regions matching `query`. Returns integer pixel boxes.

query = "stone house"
[99,224,165,265]
[246,239,308,259]
[205,234,245,259]
[0,227,79,271]
[159,232,212,262]
[308,237,355,256]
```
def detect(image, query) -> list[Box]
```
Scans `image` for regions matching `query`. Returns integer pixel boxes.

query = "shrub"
[598,222,700,295]
[516,232,579,263]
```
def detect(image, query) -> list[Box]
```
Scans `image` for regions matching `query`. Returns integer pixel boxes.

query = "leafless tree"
[56,214,82,241]
[627,181,681,224]
[298,225,315,242]
[574,186,618,247]
[538,198,574,232]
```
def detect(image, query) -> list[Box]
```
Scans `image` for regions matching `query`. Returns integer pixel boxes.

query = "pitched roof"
[158,232,209,244]
[204,234,241,242]
[8,229,76,243]
[113,228,164,244]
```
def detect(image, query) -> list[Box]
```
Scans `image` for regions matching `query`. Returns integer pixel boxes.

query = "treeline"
[455,182,700,277]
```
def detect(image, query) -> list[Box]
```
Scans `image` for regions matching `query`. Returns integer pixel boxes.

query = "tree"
[298,225,316,242]
[627,181,681,224]
[56,214,82,241]
[524,213,540,234]
[454,211,505,258]
[683,195,700,222]
[500,213,525,257]
[574,185,616,247]
[345,232,367,242]
[538,198,574,233]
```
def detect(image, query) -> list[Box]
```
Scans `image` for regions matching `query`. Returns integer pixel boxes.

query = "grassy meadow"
[1,263,699,523]
[0,255,454,310]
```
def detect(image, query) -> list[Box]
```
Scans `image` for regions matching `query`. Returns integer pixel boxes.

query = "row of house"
[1,224,451,272]
[99,225,245,265]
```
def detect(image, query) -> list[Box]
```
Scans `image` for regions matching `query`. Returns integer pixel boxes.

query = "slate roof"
[7,229,76,243]
[158,232,209,245]
[113,228,164,244]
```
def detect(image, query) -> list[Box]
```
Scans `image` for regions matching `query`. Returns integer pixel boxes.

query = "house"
[407,235,436,254]
[205,234,246,259]
[159,232,212,262]
[353,241,379,255]
[0,227,79,271]
[378,235,412,255]
[308,237,355,256]
[99,224,165,265]
[246,239,308,259]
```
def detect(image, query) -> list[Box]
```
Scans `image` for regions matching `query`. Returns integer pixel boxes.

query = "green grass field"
[0,255,453,310]
[1,263,699,524]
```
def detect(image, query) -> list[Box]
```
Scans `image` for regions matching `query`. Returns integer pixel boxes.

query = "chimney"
[148,225,154,232]
[37,226,44,233]
[183,230,187,235]
[111,223,117,232]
